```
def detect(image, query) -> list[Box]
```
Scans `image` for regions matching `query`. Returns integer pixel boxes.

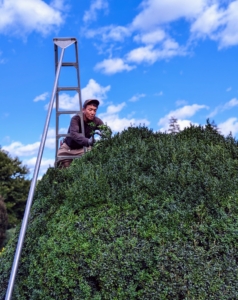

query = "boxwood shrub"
[1,122,238,299]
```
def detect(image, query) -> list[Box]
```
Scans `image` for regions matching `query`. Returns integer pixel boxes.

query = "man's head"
[83,99,100,121]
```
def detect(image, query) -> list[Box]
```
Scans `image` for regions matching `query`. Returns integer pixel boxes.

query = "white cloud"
[127,45,158,64]
[103,26,130,41]
[167,104,209,120]
[223,98,238,109]
[129,93,146,102]
[132,0,205,30]
[46,92,78,111]
[23,156,55,179]
[218,117,238,136]
[155,91,163,96]
[191,4,223,37]
[0,51,7,64]
[47,126,70,147]
[82,79,111,103]
[83,0,108,23]
[191,1,238,48]
[44,79,111,110]
[176,119,196,130]
[2,126,59,157]
[33,92,49,102]
[2,141,40,157]
[50,0,66,10]
[226,87,232,92]
[44,128,56,149]
[1,126,64,178]
[158,104,209,131]
[94,58,136,75]
[126,39,186,64]
[208,106,220,118]
[98,102,150,132]
[0,58,7,64]
[134,28,166,45]
[85,25,131,42]
[208,98,238,117]
[220,1,238,47]
[0,0,66,36]
[105,102,126,114]
[83,0,238,75]
[176,99,188,106]
[132,0,238,49]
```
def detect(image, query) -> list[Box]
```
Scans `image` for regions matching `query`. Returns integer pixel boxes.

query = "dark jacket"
[64,114,103,149]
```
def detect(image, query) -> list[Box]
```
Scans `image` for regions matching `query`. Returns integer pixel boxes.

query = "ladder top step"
[54,37,77,49]
[54,37,76,41]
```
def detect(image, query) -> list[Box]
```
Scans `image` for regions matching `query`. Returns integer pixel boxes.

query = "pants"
[56,143,91,168]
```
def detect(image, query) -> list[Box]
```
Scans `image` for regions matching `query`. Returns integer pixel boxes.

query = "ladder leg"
[5,47,65,300]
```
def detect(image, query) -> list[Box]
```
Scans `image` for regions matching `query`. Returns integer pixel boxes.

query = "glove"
[94,130,102,136]
[88,137,94,147]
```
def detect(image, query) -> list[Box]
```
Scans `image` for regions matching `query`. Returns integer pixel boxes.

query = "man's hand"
[88,137,94,147]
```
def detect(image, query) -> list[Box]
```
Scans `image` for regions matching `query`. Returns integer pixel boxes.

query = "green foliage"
[90,123,113,148]
[1,122,238,299]
[0,148,30,228]
[0,197,8,249]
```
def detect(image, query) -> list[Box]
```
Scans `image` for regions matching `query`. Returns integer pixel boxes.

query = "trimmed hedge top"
[1,123,238,299]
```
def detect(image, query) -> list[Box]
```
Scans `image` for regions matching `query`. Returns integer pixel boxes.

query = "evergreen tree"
[207,118,221,134]
[0,148,30,228]
[0,196,8,249]
[168,116,180,134]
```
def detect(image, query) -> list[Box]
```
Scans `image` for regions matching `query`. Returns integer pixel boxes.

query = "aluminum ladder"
[54,37,85,165]
[5,37,84,300]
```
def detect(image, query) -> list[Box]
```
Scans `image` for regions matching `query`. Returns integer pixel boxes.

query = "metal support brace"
[5,37,83,300]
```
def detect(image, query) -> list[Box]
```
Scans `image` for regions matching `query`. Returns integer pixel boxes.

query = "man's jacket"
[64,114,103,149]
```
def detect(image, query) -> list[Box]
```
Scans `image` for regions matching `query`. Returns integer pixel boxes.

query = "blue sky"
[1,0,238,178]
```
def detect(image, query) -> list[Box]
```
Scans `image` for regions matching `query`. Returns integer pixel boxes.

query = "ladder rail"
[75,41,85,138]
[55,43,60,163]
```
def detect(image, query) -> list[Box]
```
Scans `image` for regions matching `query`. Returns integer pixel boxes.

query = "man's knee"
[57,159,72,168]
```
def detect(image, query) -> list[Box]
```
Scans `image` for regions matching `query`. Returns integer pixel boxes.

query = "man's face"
[83,104,97,121]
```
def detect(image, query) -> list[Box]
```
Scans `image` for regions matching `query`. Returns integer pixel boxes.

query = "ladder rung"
[56,155,83,161]
[57,87,79,91]
[56,134,70,138]
[61,62,77,67]
[56,111,80,115]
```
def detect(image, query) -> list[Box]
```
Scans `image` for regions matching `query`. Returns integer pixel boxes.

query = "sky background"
[1,0,238,179]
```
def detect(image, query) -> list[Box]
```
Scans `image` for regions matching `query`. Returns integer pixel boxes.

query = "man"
[57,99,103,168]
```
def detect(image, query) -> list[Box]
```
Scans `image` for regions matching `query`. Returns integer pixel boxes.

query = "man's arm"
[69,115,91,147]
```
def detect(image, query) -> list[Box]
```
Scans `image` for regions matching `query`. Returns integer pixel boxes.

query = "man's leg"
[56,143,73,168]
[56,143,91,168]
